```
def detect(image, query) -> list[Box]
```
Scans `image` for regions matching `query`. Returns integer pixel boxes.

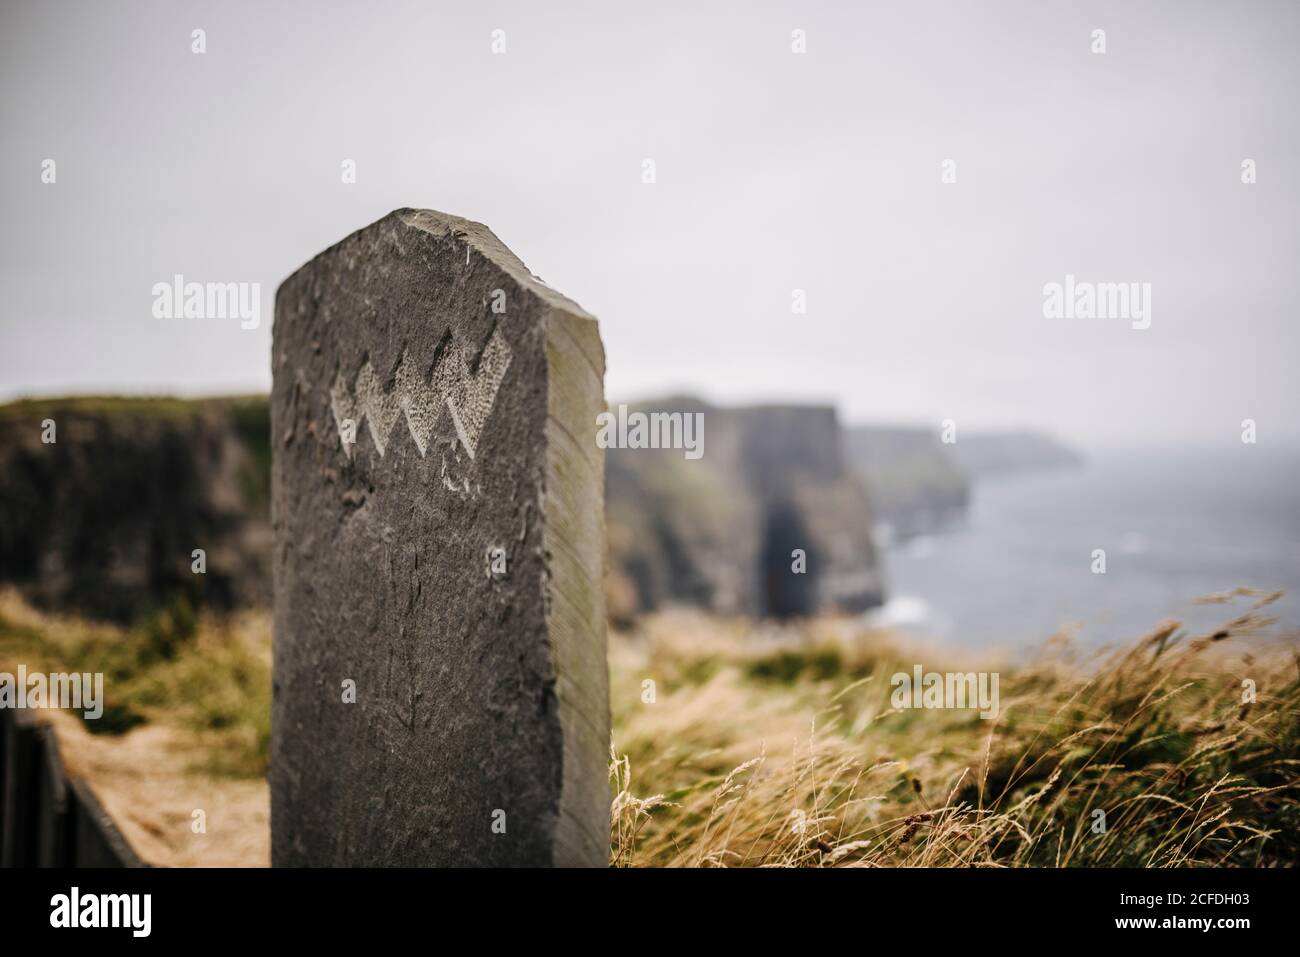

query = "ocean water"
[870,447,1300,653]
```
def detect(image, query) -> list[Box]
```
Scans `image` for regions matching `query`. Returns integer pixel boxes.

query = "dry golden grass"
[610,592,1300,867]
[4,587,1296,867]
[0,588,271,866]
[0,589,271,777]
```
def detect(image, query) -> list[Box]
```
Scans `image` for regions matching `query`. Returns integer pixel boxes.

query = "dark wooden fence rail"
[0,708,143,867]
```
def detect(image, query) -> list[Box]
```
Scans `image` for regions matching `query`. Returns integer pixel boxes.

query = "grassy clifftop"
[611,591,1298,867]
[2,587,1293,867]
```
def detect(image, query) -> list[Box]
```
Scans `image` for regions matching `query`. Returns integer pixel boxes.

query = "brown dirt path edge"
[44,709,269,867]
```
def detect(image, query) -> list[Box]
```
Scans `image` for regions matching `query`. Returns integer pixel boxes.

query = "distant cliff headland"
[0,395,1081,625]
[844,424,1084,541]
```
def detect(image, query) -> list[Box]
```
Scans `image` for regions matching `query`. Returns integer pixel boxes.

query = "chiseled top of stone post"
[271,208,608,867]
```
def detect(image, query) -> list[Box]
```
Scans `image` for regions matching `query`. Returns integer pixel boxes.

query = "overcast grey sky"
[2,0,1297,450]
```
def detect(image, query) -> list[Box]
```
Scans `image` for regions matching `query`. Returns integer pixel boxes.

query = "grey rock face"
[605,398,883,620]
[271,209,608,867]
[0,397,272,622]
[843,425,970,539]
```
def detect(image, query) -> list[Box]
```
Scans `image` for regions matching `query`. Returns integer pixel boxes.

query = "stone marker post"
[271,209,609,867]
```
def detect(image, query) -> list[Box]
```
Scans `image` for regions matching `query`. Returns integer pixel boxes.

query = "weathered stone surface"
[271,209,608,867]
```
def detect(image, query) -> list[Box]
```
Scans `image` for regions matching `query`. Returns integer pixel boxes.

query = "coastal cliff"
[0,397,271,622]
[605,398,884,621]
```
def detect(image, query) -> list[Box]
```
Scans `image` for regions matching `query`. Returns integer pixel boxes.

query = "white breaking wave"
[865,595,933,629]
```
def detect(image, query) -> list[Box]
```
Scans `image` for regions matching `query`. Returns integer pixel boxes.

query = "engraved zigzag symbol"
[329,328,512,460]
